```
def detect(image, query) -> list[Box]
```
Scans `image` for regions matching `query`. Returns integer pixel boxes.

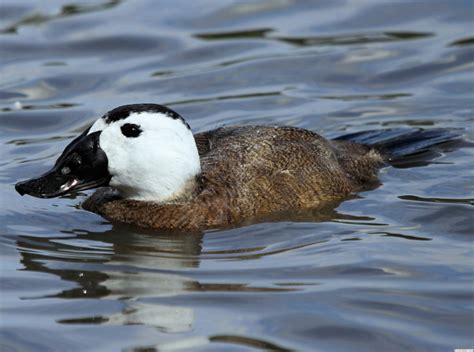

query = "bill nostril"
[61,166,71,175]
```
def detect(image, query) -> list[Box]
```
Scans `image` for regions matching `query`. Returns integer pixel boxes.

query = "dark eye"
[121,123,142,138]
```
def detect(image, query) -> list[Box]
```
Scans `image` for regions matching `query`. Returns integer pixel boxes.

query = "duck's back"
[85,126,384,231]
[195,126,377,214]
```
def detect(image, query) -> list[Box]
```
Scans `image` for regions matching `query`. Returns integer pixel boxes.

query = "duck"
[15,103,459,231]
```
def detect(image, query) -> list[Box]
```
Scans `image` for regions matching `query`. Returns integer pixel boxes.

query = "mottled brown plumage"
[82,126,385,231]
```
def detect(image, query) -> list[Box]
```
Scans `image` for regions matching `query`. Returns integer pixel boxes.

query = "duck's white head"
[89,104,201,201]
[15,104,201,202]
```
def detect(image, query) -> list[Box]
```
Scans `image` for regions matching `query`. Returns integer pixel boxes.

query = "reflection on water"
[17,227,202,332]
[14,223,310,350]
[1,0,473,351]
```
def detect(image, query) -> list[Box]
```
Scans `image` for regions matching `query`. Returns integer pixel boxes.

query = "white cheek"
[100,130,149,188]
[99,127,126,174]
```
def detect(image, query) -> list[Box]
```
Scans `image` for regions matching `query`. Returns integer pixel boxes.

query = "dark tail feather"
[333,128,462,168]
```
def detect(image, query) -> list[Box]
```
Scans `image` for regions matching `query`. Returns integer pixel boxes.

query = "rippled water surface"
[1,1,473,351]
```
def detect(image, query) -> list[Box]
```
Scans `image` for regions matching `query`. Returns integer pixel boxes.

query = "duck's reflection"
[17,224,204,332]
[15,202,373,333]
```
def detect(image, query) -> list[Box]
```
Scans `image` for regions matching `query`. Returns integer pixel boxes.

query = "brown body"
[83,126,385,231]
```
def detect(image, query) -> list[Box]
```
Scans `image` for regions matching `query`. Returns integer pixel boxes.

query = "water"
[1,1,473,351]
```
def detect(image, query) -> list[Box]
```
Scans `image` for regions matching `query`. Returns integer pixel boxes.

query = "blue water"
[1,1,473,351]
